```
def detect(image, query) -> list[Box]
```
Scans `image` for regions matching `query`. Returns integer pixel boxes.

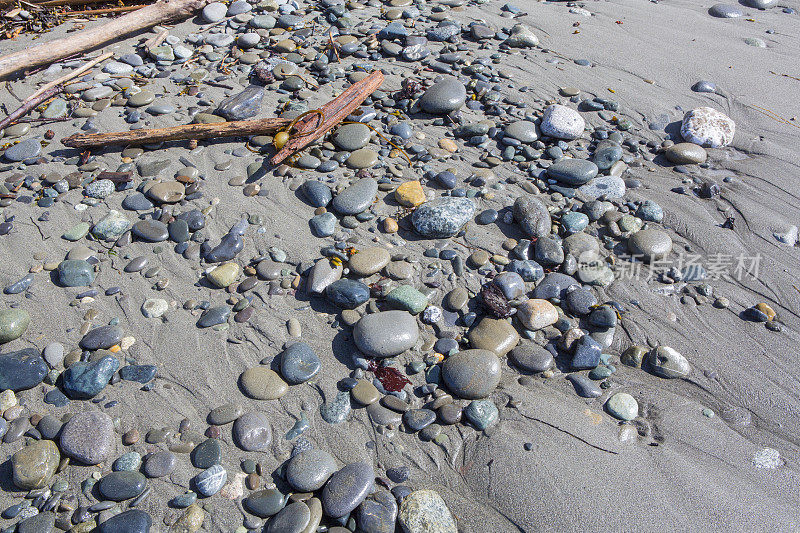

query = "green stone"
[42,99,68,119]
[12,440,60,490]
[385,285,428,314]
[62,222,91,241]
[0,308,30,343]
[606,392,638,421]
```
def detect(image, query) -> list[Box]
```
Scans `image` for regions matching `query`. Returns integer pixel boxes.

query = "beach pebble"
[60,410,114,464]
[195,465,227,496]
[280,342,320,384]
[98,471,147,501]
[647,346,691,378]
[419,77,466,114]
[398,490,457,533]
[606,392,639,420]
[464,399,498,430]
[509,344,553,372]
[664,142,707,164]
[233,412,272,451]
[331,177,378,215]
[4,139,41,162]
[504,23,539,47]
[245,488,287,517]
[286,449,337,491]
[265,501,311,533]
[240,367,288,400]
[540,104,584,140]
[412,197,475,238]
[357,490,398,533]
[709,3,743,17]
[353,310,419,358]
[680,107,735,147]
[0,309,30,344]
[97,510,152,533]
[12,440,59,490]
[322,462,375,517]
[628,229,673,261]
[442,349,501,399]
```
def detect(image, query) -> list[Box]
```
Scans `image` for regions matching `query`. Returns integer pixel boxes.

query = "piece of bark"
[61,117,292,148]
[0,0,208,80]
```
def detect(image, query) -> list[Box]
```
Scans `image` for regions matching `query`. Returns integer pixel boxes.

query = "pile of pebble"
[0,0,785,530]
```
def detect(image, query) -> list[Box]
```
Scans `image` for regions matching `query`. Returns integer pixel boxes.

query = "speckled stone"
[57,259,94,287]
[332,123,371,151]
[397,490,457,533]
[348,247,390,277]
[681,106,735,147]
[358,490,398,533]
[540,104,584,140]
[0,349,47,392]
[60,410,114,464]
[412,197,475,238]
[627,229,673,261]
[265,501,311,533]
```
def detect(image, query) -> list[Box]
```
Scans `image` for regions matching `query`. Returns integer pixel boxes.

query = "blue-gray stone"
[326,279,370,309]
[592,141,622,170]
[245,488,287,517]
[358,490,398,533]
[57,260,94,287]
[122,192,154,211]
[378,22,407,40]
[5,274,34,294]
[513,196,551,239]
[301,180,332,207]
[709,3,742,17]
[192,438,222,468]
[216,85,263,121]
[509,344,553,373]
[205,219,247,262]
[197,306,230,328]
[561,212,589,234]
[132,220,169,242]
[412,197,475,238]
[531,273,579,300]
[331,178,378,215]
[434,170,457,189]
[419,77,466,114]
[0,348,47,391]
[120,364,156,383]
[265,501,312,533]
[310,212,336,237]
[463,399,498,430]
[547,159,598,186]
[427,22,460,41]
[403,409,436,431]
[98,471,147,501]
[80,325,123,350]
[322,462,375,517]
[320,391,351,424]
[390,122,412,139]
[62,354,119,399]
[194,464,227,496]
[568,374,602,398]
[636,200,663,223]
[113,451,142,471]
[143,450,176,478]
[571,335,602,370]
[4,139,41,162]
[691,80,717,93]
[97,510,152,533]
[286,449,337,492]
[168,219,190,242]
[280,342,320,384]
[564,286,597,315]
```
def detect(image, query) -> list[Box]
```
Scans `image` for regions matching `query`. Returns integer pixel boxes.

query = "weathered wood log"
[61,117,292,148]
[0,0,209,80]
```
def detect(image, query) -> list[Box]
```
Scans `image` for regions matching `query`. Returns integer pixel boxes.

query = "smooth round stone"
[322,462,375,517]
[114,451,142,471]
[627,229,672,261]
[565,286,597,315]
[310,212,336,236]
[561,212,589,233]
[58,259,94,287]
[647,346,690,378]
[245,488,287,518]
[326,279,370,309]
[233,412,272,451]
[709,3,742,17]
[348,247,390,276]
[144,450,176,478]
[286,449,337,492]
[331,177,378,215]
[197,306,230,328]
[420,77,466,114]
[592,141,622,170]
[504,120,538,143]
[509,344,553,372]
[606,392,638,421]
[240,367,287,400]
[351,379,380,405]
[3,138,41,162]
[467,317,519,357]
[192,438,222,468]
[367,402,403,426]
[492,271,525,299]
[60,410,114,464]
[280,342,320,384]
[412,197,475,238]
[141,298,168,318]
[664,142,707,164]
[265,501,311,533]
[127,90,155,107]
[398,490,457,533]
[346,148,379,169]
[516,299,559,330]
[578,175,626,200]
[195,464,226,496]
[132,220,169,242]
[97,510,153,533]
[0,308,29,344]
[92,210,131,241]
[441,349,501,399]
[63,222,91,241]
[358,490,398,533]
[568,374,602,398]
[403,409,436,431]
[43,342,64,368]
[208,404,242,425]
[444,288,468,310]
[62,354,119,399]
[504,22,538,47]
[513,196,551,239]
[99,471,147,501]
[12,440,59,490]
[207,262,240,288]
[147,181,184,203]
[301,181,332,207]
[464,399,498,430]
[547,158,598,186]
[353,310,419,358]
[122,192,154,211]
[540,104,584,140]
[80,325,123,350]
[681,106,735,147]
[332,123,371,151]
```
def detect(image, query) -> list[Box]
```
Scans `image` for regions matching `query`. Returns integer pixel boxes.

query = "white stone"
[680,107,735,148]
[540,104,585,140]
[141,298,168,318]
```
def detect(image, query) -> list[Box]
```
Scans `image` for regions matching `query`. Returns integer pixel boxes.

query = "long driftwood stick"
[0,0,208,80]
[0,51,112,132]
[271,70,384,164]
[64,5,145,15]
[62,117,292,148]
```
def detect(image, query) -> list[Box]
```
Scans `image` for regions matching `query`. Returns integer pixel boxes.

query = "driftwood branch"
[0,51,112,133]
[62,117,292,148]
[0,0,209,80]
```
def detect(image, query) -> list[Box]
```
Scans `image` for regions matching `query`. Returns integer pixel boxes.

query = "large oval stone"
[239,367,288,400]
[0,309,30,344]
[546,158,598,186]
[398,490,457,533]
[441,349,501,399]
[62,354,120,399]
[98,471,147,501]
[12,440,60,490]
[57,259,94,287]
[80,325,124,350]
[330,178,378,215]
[97,510,153,533]
[286,448,338,492]
[321,462,374,518]
[353,311,418,358]
[279,342,320,384]
[419,77,466,114]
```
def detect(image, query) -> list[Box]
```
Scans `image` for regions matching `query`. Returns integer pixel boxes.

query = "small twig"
[770,71,800,82]
[142,28,168,49]
[328,28,340,63]
[30,216,48,241]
